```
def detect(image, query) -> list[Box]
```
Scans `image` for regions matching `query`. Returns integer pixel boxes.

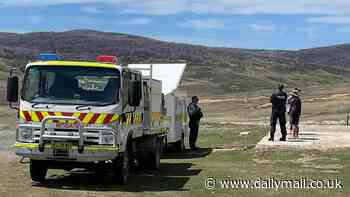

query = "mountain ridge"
[0,29,350,96]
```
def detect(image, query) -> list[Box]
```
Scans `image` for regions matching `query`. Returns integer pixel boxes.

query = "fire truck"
[7,54,188,184]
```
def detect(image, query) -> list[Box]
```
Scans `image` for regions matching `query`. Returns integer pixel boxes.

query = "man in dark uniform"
[269,84,288,141]
[187,96,203,150]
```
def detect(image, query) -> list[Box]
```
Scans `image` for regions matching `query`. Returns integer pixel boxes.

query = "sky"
[1,0,350,49]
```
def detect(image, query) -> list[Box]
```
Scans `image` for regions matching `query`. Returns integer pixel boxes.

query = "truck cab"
[7,54,164,184]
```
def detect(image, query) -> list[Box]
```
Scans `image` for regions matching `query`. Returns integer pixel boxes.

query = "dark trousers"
[189,120,199,149]
[270,110,287,140]
[289,113,300,126]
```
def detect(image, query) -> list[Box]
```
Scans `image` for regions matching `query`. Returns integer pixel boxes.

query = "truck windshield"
[22,66,120,106]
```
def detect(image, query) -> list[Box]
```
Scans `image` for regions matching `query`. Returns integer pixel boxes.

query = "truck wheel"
[114,151,129,184]
[30,160,48,182]
[163,137,168,153]
[138,138,161,170]
[150,139,161,170]
[174,133,185,152]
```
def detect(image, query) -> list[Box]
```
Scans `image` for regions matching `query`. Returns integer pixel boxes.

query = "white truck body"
[128,64,188,150]
[164,92,188,144]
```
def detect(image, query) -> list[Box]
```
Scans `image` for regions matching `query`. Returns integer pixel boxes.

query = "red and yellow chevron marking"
[19,111,119,125]
[120,113,143,125]
[134,113,142,124]
[19,111,144,125]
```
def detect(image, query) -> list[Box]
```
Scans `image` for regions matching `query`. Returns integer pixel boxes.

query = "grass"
[1,123,349,197]
[197,149,348,197]
[196,123,266,149]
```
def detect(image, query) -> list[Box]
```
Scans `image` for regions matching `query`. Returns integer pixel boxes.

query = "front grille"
[54,128,79,132]
[32,129,101,145]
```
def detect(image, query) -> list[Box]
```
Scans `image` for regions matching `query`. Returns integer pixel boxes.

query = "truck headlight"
[17,127,35,143]
[99,130,115,145]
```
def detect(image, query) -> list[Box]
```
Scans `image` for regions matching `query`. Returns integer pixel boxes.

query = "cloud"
[180,19,226,30]
[0,28,29,33]
[249,24,275,32]
[118,0,350,16]
[308,16,350,24]
[2,0,350,16]
[336,27,350,33]
[297,26,321,38]
[81,6,101,14]
[122,0,188,15]
[28,15,43,24]
[0,0,130,7]
[119,18,152,25]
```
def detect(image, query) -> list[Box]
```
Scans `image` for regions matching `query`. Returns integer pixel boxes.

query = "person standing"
[287,88,302,138]
[269,84,288,141]
[187,96,203,150]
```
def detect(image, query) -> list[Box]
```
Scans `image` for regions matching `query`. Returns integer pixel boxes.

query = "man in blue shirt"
[187,96,203,150]
[269,84,288,141]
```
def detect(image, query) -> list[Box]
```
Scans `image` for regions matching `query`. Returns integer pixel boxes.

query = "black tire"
[115,151,130,184]
[174,133,185,152]
[162,137,168,153]
[138,138,161,170]
[30,160,48,182]
[151,139,161,170]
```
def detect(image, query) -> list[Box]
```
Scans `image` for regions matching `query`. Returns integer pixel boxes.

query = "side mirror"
[7,76,19,103]
[7,76,18,102]
[128,80,142,107]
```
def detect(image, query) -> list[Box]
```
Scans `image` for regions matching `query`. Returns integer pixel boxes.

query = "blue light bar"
[37,53,62,61]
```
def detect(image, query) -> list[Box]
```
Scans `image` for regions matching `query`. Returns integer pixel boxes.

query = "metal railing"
[39,116,84,153]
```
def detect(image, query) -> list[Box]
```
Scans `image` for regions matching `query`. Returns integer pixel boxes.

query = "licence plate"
[53,142,71,158]
[55,123,80,129]
[52,142,72,150]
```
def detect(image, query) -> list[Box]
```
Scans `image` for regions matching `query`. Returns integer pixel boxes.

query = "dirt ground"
[256,124,350,150]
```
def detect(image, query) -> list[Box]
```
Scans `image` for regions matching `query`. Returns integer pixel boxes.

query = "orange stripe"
[79,113,87,121]
[23,111,31,121]
[88,113,100,124]
[35,111,44,121]
[61,112,74,116]
[103,114,113,124]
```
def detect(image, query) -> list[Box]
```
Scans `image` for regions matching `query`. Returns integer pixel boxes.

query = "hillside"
[1,29,350,96]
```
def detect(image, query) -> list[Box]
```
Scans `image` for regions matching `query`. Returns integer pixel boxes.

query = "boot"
[293,127,299,138]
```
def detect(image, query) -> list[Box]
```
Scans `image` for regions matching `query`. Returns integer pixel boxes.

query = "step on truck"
[7,54,188,184]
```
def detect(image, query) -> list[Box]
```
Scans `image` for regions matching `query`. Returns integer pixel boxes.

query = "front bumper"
[14,143,119,162]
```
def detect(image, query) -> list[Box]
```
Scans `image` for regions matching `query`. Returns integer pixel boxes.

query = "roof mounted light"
[96,55,118,64]
[37,53,62,61]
